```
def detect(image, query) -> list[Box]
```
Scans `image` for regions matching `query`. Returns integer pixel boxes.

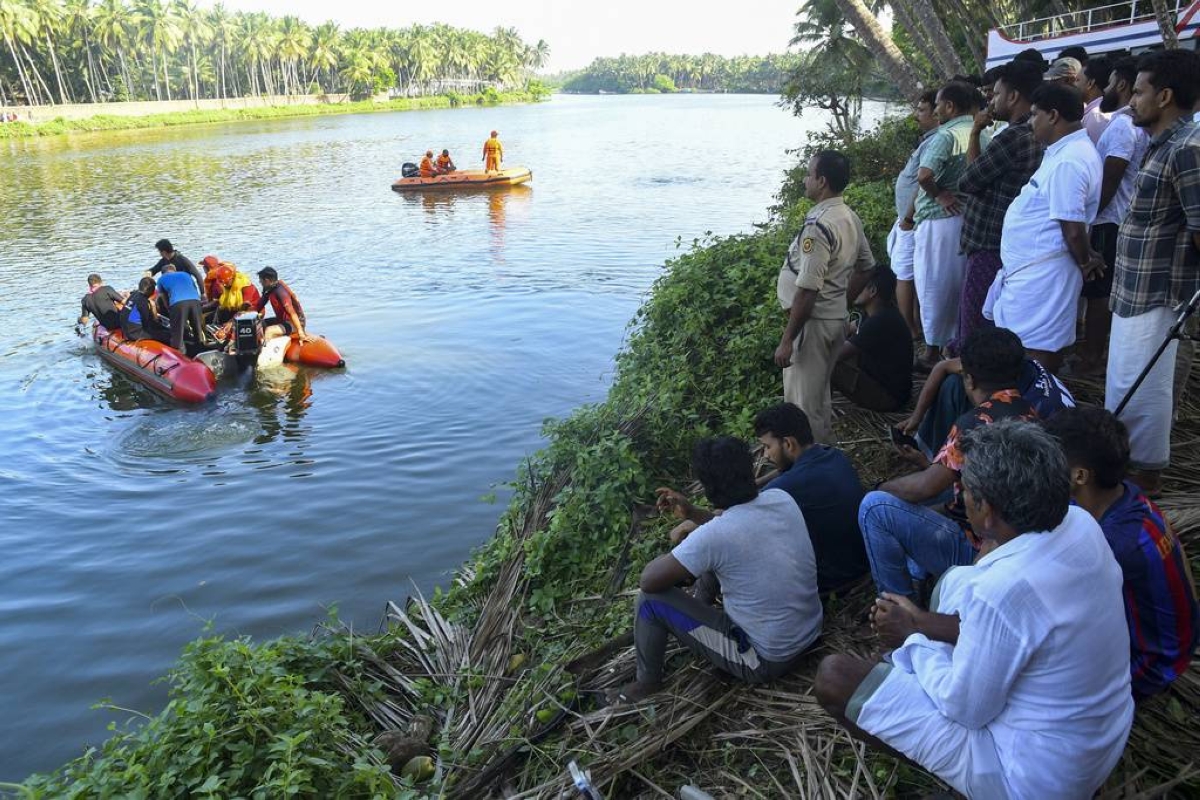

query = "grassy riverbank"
[16,119,1200,798]
[0,88,548,139]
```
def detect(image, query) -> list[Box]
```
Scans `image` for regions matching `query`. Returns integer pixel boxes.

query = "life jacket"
[217,270,255,311]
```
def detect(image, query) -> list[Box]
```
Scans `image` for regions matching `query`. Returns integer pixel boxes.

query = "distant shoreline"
[0,91,547,140]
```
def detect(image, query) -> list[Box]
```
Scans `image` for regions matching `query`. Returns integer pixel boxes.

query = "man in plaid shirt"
[953,61,1044,355]
[1106,49,1200,496]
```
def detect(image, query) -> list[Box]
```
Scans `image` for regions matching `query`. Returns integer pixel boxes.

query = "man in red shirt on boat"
[483,131,503,172]
[255,267,311,343]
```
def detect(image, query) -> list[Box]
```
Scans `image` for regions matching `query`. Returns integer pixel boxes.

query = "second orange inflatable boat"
[391,167,532,192]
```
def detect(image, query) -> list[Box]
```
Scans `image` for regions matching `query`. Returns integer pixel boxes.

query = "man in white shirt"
[890,90,939,341]
[816,420,1134,799]
[1077,57,1149,373]
[985,82,1104,372]
[1078,55,1114,143]
[613,436,822,704]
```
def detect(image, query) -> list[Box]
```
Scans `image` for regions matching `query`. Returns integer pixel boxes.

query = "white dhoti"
[1106,306,1178,470]
[986,252,1082,352]
[913,216,966,347]
[887,219,916,281]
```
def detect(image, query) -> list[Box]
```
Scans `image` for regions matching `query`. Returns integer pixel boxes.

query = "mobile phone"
[888,426,919,451]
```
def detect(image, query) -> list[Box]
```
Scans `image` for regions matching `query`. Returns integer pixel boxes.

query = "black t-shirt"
[81,285,123,330]
[765,445,869,593]
[150,252,204,288]
[850,306,913,405]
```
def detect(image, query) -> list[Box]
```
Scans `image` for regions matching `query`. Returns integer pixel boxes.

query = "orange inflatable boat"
[93,325,217,404]
[285,335,345,369]
[391,166,532,192]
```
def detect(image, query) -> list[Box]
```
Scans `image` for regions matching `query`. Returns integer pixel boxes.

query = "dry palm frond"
[339,368,1200,798]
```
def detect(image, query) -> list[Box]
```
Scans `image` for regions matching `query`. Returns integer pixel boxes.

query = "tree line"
[785,0,1172,142]
[0,0,551,106]
[559,53,803,94]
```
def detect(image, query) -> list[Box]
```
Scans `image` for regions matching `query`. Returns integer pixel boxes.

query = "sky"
[213,0,801,72]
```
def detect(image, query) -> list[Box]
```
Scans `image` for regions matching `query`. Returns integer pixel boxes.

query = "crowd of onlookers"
[609,43,1200,798]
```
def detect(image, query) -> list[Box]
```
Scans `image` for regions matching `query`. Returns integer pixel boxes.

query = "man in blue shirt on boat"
[157,264,210,351]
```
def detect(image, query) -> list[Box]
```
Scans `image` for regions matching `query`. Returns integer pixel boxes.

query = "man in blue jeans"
[859,327,1036,601]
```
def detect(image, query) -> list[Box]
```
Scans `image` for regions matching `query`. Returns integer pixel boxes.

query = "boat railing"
[999,0,1185,43]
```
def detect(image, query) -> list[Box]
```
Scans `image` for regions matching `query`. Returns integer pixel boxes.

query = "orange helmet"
[212,265,234,285]
[200,254,220,270]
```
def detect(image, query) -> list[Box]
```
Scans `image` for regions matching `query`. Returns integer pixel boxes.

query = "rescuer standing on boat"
[483,131,503,172]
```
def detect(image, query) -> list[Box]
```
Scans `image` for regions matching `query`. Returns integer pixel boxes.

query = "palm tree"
[0,0,39,103]
[1150,0,1179,48]
[275,15,308,94]
[64,0,100,101]
[92,0,133,97]
[832,0,923,99]
[307,20,338,93]
[29,0,71,102]
[175,0,210,100]
[136,0,183,100]
[207,3,233,98]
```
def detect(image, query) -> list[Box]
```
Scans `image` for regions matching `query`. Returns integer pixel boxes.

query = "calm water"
[0,94,881,780]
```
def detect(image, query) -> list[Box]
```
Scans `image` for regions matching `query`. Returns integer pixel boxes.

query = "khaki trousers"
[782,317,844,444]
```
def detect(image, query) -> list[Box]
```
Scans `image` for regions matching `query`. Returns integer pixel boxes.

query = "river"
[0,93,885,780]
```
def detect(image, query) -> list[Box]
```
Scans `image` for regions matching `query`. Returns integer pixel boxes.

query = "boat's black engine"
[401,162,419,178]
[232,312,263,370]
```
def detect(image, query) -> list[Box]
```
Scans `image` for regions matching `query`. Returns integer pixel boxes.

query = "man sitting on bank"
[1044,407,1199,699]
[255,267,311,343]
[753,403,870,594]
[120,277,171,344]
[78,273,125,330]
[897,347,1073,459]
[859,327,1037,602]
[816,421,1134,798]
[615,436,821,704]
[831,265,913,412]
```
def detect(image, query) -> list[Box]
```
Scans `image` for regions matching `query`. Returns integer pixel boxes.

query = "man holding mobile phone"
[858,327,1037,602]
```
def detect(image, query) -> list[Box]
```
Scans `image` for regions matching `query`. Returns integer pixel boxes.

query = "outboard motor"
[401,162,419,179]
[232,311,263,370]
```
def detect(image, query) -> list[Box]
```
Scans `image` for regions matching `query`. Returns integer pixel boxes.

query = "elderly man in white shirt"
[984,83,1105,373]
[816,420,1134,799]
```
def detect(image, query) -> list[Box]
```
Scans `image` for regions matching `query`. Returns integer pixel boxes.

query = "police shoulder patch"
[802,237,814,253]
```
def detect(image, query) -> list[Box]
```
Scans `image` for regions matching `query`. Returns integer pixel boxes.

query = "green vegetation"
[560,53,802,94]
[0,0,549,107]
[0,86,549,138]
[18,620,408,798]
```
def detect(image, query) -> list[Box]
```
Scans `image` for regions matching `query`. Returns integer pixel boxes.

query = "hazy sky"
[214,0,801,72]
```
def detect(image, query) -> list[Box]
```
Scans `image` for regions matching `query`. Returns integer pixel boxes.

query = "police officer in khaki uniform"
[774,151,875,444]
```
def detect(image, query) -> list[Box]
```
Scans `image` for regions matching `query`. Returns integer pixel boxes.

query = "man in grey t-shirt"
[610,437,822,704]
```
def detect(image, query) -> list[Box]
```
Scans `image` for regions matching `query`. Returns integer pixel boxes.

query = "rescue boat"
[391,166,533,192]
[285,335,346,369]
[92,325,217,404]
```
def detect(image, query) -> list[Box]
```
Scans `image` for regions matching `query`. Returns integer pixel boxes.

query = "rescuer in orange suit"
[435,149,456,174]
[483,131,503,172]
[199,255,225,302]
[419,150,436,178]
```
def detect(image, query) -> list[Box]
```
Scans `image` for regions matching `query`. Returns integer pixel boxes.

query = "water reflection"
[249,365,313,446]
